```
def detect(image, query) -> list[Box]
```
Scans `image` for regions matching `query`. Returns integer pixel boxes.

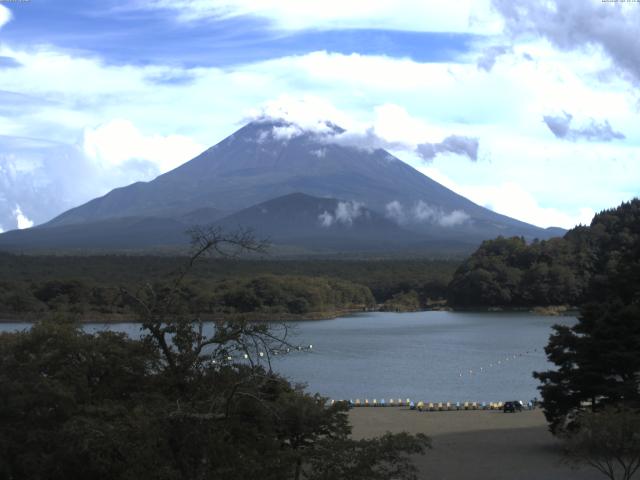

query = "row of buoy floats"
[331,399,536,411]
[459,349,542,378]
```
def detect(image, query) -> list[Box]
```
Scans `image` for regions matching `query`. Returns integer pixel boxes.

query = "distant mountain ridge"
[0,119,565,253]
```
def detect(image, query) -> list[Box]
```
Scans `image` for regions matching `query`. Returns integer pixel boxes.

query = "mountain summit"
[0,119,563,253]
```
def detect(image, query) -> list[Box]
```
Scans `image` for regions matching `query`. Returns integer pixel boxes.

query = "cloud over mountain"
[318,201,365,227]
[543,112,625,142]
[0,135,159,232]
[83,119,206,172]
[250,97,480,163]
[416,135,479,162]
[385,200,469,227]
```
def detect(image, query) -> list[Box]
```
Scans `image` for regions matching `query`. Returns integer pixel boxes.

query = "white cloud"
[318,211,333,227]
[493,0,640,86]
[371,104,434,145]
[385,200,469,227]
[250,97,480,162]
[247,94,354,132]
[335,201,363,225]
[310,148,326,158]
[385,200,406,224]
[464,182,595,229]
[439,209,470,227]
[417,167,596,229]
[141,0,502,34]
[412,201,470,227]
[0,136,161,228]
[271,124,303,141]
[318,201,364,227]
[0,5,11,30]
[13,205,34,229]
[0,41,637,229]
[83,119,205,173]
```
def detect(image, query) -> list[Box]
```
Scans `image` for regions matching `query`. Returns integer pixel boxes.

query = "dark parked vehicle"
[503,401,523,413]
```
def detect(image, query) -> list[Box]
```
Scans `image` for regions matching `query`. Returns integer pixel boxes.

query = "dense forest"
[448,199,640,308]
[2,200,638,318]
[0,255,457,320]
[530,199,640,475]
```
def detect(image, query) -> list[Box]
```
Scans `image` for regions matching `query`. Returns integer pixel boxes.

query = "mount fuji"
[0,119,564,254]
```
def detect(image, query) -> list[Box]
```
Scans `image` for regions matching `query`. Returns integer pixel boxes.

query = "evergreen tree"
[534,200,640,433]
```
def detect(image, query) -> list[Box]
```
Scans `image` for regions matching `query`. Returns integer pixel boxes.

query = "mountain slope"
[0,193,426,253]
[0,119,565,253]
[215,192,423,251]
[0,216,189,250]
[44,121,559,238]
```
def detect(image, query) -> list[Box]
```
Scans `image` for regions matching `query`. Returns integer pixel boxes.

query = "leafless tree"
[119,226,296,376]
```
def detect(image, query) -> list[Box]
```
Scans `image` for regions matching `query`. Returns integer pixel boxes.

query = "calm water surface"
[1,311,574,403]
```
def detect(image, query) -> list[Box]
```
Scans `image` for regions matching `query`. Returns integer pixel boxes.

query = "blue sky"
[1,0,479,67]
[0,0,638,231]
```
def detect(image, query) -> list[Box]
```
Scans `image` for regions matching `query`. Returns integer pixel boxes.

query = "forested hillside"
[448,199,640,308]
[0,256,457,320]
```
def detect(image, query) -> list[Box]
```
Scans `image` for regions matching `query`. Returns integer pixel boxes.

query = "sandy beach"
[349,408,602,480]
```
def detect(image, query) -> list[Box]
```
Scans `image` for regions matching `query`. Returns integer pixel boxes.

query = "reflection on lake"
[0,311,574,402]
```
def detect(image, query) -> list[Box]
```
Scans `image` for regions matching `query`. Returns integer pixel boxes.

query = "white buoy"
[309,344,313,349]
[259,352,264,357]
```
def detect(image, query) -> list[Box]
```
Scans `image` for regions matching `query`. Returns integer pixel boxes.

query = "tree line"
[532,200,639,480]
[0,255,457,320]
[0,275,375,320]
[448,200,640,308]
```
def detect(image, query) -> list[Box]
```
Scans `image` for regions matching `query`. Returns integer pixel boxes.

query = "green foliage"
[0,326,428,479]
[449,199,640,308]
[380,290,421,312]
[448,235,585,307]
[0,230,431,479]
[0,319,158,480]
[533,200,640,434]
[0,255,458,319]
[215,275,375,315]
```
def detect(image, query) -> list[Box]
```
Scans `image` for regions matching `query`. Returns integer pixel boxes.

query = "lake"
[0,311,573,403]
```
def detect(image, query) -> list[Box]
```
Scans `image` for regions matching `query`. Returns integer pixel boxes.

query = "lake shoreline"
[0,304,578,324]
[0,308,371,324]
